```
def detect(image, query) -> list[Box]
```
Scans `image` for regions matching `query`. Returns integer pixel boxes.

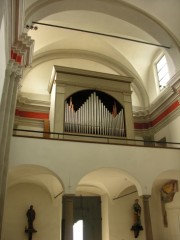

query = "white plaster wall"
[107,184,180,240]
[146,61,158,103]
[2,183,61,240]
[108,192,145,240]
[9,136,180,196]
[150,183,180,240]
[165,192,180,240]
[101,195,109,240]
[7,136,180,240]
[0,16,6,103]
[154,116,180,144]
[7,134,180,240]
[125,0,180,44]
[3,179,179,240]
[15,125,44,137]
[22,59,117,95]
[49,83,56,132]
[150,186,166,240]
[160,191,180,240]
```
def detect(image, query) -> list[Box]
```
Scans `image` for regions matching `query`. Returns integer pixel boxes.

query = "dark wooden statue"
[131,199,143,238]
[25,205,37,240]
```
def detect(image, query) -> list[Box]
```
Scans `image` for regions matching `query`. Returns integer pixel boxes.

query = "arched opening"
[73,168,144,240]
[3,165,63,240]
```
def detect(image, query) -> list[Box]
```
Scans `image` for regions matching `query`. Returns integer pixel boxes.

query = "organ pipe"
[64,92,126,137]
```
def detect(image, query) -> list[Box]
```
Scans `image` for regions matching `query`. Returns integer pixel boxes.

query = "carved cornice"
[17,96,50,112]
[133,73,180,135]
[48,65,134,94]
[11,33,34,67]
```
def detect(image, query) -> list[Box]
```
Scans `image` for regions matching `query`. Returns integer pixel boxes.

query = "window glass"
[156,55,170,90]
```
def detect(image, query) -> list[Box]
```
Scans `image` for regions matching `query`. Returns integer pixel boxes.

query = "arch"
[152,169,180,191]
[23,49,149,108]
[3,167,62,240]
[7,164,64,201]
[24,0,176,45]
[22,0,180,114]
[74,167,143,199]
[24,0,180,66]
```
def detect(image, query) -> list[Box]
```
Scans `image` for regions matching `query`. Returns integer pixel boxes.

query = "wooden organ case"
[48,66,134,140]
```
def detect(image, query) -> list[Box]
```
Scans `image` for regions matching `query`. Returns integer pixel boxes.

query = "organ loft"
[48,66,134,140]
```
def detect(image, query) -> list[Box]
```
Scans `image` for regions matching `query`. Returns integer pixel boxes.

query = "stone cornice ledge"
[17,95,50,112]
[133,72,180,133]
[134,72,180,118]
[150,70,180,114]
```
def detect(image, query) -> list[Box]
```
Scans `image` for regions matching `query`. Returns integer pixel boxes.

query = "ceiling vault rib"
[32,21,171,49]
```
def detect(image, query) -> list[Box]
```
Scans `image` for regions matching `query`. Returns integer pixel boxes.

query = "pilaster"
[63,194,74,240]
[0,61,22,236]
[53,84,66,135]
[123,92,134,139]
[142,195,153,240]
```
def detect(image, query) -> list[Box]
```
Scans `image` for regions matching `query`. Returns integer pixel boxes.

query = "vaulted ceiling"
[22,0,180,110]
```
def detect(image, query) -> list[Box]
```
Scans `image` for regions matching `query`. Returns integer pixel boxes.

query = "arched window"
[155,54,170,91]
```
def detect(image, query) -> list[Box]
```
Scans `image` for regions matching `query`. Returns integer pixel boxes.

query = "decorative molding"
[17,95,50,109]
[5,60,23,81]
[48,65,133,94]
[15,109,49,120]
[14,90,180,135]
[11,33,34,67]
[14,117,44,128]
[134,101,180,136]
[14,71,180,135]
[14,99,180,135]
[133,75,180,135]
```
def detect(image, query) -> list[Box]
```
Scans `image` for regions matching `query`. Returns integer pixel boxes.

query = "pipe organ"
[49,66,134,139]
[65,91,126,137]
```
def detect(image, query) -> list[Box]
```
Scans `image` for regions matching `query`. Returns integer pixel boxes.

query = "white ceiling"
[22,0,180,108]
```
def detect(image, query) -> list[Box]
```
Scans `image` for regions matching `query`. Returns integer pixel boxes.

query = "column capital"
[63,194,75,198]
[8,61,23,78]
[12,33,35,67]
[142,194,151,201]
[10,69,22,83]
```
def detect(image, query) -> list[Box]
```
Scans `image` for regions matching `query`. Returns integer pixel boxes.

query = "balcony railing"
[12,129,180,149]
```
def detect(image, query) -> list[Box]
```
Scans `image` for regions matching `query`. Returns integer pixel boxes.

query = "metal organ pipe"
[64,92,126,137]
